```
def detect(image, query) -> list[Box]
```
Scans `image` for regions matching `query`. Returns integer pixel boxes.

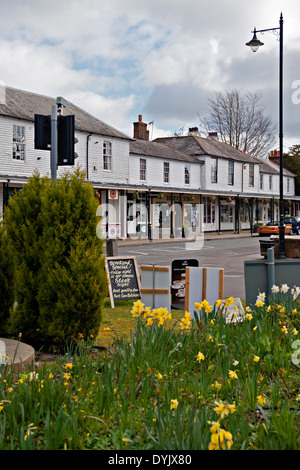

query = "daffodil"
[196,351,205,362]
[271,284,279,293]
[280,283,289,293]
[214,401,229,419]
[180,311,192,330]
[194,302,203,310]
[224,297,234,308]
[257,394,267,405]
[255,299,264,307]
[246,313,253,321]
[131,299,145,317]
[253,355,260,363]
[228,370,238,380]
[170,399,179,410]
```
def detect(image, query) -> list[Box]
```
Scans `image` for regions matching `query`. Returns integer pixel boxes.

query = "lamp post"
[246,13,285,258]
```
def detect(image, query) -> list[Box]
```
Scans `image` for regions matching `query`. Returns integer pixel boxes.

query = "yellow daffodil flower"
[170,399,179,410]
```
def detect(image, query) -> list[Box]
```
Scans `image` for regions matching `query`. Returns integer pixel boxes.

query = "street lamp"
[246,13,285,258]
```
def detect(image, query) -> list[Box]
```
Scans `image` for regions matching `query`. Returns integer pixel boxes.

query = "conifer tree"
[4,173,50,337]
[37,169,107,342]
[3,169,107,343]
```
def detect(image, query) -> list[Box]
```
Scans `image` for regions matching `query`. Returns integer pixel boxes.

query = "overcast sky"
[0,0,300,152]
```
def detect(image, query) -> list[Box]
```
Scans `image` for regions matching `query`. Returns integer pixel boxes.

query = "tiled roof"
[154,135,261,164]
[130,139,198,162]
[251,155,296,177]
[0,86,132,140]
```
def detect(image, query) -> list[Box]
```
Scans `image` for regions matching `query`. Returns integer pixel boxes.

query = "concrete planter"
[244,247,300,307]
[271,235,300,259]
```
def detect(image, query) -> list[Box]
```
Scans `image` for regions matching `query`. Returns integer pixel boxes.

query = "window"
[140,158,146,181]
[287,178,290,193]
[269,175,273,190]
[185,164,190,185]
[103,141,112,170]
[211,158,218,183]
[249,163,254,187]
[13,125,25,160]
[163,162,169,183]
[260,173,263,190]
[228,161,234,185]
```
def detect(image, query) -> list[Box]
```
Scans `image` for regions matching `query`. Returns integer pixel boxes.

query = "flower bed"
[0,286,299,450]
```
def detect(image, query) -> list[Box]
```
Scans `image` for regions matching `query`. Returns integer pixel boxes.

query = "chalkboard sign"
[105,257,141,308]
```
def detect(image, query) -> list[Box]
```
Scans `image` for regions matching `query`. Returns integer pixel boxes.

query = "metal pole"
[50,105,57,180]
[278,13,285,258]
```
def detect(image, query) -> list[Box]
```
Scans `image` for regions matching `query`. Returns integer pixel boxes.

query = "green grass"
[97,298,183,348]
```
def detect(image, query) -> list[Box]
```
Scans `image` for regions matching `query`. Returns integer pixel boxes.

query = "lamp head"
[246,27,264,52]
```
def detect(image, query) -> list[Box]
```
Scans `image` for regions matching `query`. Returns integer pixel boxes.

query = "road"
[116,236,262,300]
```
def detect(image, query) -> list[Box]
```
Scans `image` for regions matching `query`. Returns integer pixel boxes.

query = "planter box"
[271,235,300,259]
[244,248,300,307]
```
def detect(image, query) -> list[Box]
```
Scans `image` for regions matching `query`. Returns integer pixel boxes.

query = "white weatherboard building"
[0,88,298,239]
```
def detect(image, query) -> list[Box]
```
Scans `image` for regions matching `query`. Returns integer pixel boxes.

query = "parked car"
[258,222,292,237]
[284,216,300,235]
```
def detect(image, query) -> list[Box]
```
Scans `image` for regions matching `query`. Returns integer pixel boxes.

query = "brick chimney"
[188,127,200,136]
[133,114,149,141]
[269,150,280,165]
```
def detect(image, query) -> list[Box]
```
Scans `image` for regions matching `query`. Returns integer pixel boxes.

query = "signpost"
[105,257,141,308]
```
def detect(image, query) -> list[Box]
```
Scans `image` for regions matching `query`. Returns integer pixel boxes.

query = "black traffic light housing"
[34,114,51,150]
[57,115,75,166]
[34,113,76,166]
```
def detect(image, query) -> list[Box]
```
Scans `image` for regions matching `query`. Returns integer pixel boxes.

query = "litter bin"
[259,239,275,259]
[106,239,118,257]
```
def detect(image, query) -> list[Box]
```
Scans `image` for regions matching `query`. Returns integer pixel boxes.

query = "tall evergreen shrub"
[4,174,49,337]
[4,169,107,343]
[37,170,107,342]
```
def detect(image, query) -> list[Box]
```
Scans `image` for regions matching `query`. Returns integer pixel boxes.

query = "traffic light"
[34,113,76,166]
[57,115,75,166]
[34,114,51,150]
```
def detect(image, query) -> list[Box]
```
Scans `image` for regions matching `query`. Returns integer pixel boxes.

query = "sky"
[0,0,300,153]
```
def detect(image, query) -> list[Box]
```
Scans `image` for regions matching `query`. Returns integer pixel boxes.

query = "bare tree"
[199,89,276,158]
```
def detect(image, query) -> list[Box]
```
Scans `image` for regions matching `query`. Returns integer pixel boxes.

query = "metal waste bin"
[259,239,275,258]
[106,239,118,257]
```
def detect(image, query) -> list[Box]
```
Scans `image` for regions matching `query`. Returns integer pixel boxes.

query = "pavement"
[106,229,258,248]
[2,230,258,371]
